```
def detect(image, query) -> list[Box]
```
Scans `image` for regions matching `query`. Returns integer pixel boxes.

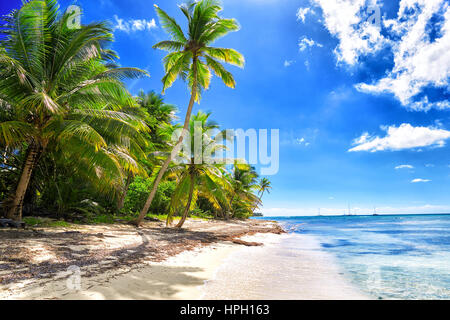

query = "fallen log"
[231,239,263,246]
[0,219,25,228]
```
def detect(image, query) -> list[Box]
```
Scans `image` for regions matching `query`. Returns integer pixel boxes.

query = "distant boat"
[373,207,379,216]
[347,203,355,216]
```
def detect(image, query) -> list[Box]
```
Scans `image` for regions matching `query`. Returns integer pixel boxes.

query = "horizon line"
[258,212,450,218]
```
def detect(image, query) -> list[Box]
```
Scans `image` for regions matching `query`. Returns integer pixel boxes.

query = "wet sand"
[202,233,370,300]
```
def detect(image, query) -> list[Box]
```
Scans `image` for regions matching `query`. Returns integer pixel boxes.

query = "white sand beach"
[1,241,240,300]
[1,225,369,300]
[202,233,370,300]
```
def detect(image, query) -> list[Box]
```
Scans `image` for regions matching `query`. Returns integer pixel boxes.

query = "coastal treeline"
[0,0,271,228]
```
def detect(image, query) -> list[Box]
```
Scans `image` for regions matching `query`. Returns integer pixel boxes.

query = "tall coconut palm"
[134,0,244,226]
[0,0,148,220]
[252,177,271,214]
[165,111,229,228]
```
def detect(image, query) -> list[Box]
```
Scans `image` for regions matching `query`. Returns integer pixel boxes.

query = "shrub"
[123,177,176,215]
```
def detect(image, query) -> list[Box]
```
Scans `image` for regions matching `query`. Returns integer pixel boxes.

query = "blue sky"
[1,0,449,215]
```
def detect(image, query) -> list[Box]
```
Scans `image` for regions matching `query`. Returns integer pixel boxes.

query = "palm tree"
[136,90,178,150]
[0,0,148,220]
[252,177,271,214]
[226,163,260,219]
[134,0,244,226]
[117,91,177,210]
[166,111,229,228]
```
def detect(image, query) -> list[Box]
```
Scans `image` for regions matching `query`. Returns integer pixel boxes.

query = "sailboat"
[348,203,355,216]
[373,206,379,216]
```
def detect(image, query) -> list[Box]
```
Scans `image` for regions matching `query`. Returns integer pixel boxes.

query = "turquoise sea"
[260,214,450,299]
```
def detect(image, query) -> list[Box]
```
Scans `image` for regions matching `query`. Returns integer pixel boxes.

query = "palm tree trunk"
[7,143,40,221]
[226,193,235,220]
[175,176,195,229]
[252,193,264,214]
[133,58,198,226]
[117,174,133,210]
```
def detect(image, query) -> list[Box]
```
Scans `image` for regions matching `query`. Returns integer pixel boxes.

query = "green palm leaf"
[0,121,35,147]
[154,4,187,43]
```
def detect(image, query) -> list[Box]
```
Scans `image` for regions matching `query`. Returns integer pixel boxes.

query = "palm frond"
[93,67,149,81]
[154,4,187,43]
[203,47,244,68]
[199,18,239,44]
[152,40,185,52]
[0,121,35,147]
[204,55,235,88]
[161,51,192,92]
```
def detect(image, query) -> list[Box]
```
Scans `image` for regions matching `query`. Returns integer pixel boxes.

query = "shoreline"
[0,219,369,300]
[201,232,370,300]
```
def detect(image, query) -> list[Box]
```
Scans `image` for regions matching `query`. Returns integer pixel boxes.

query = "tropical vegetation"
[134,0,245,226]
[0,0,270,229]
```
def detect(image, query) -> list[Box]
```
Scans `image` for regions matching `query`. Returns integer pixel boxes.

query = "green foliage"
[0,0,148,219]
[153,0,244,102]
[190,208,213,219]
[123,177,176,215]
[23,217,72,228]
[0,1,269,226]
[88,214,116,224]
[165,111,230,227]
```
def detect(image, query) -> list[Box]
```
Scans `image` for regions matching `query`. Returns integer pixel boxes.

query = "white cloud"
[425,164,435,167]
[295,137,310,146]
[309,0,450,110]
[284,60,295,67]
[296,7,315,23]
[349,123,450,152]
[356,0,450,109]
[411,178,431,183]
[113,15,158,33]
[395,164,414,170]
[310,0,385,65]
[298,36,323,51]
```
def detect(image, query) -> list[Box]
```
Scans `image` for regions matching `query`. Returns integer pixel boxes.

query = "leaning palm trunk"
[251,194,263,215]
[134,66,198,226]
[134,1,244,226]
[7,143,41,220]
[117,174,133,210]
[175,175,195,229]
[226,193,235,220]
